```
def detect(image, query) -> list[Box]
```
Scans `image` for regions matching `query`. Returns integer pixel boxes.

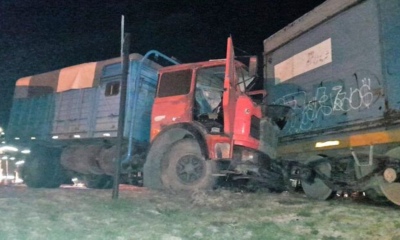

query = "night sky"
[0,0,325,128]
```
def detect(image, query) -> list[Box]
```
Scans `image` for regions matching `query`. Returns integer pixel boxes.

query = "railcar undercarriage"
[282,147,400,205]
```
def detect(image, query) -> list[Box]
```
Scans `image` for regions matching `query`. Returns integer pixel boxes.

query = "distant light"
[9,157,15,160]
[1,156,8,160]
[31,137,36,140]
[14,137,20,140]
[1,175,15,180]
[315,140,340,148]
[52,136,59,139]
[73,135,81,138]
[1,141,5,144]
[0,146,19,152]
[21,149,31,154]
[15,160,25,166]
[103,133,111,137]
[15,178,23,183]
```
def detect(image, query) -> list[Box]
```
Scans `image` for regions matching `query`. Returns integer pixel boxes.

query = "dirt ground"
[0,183,399,240]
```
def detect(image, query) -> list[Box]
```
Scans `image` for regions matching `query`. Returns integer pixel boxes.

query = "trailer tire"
[161,139,217,191]
[23,146,66,188]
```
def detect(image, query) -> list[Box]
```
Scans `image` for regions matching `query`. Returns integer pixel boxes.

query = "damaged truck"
[7,38,283,192]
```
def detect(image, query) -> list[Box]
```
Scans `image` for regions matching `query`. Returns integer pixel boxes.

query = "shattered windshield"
[193,63,257,116]
[195,66,225,115]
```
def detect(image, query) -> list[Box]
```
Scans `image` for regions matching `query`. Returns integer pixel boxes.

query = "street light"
[21,149,30,154]
[0,145,19,185]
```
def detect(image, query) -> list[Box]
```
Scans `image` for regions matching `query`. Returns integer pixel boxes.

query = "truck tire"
[83,174,113,189]
[161,138,217,191]
[23,146,66,188]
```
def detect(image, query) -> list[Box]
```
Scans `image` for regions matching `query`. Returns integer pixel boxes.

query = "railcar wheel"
[302,161,335,200]
[382,148,400,205]
[161,139,217,191]
[380,182,400,206]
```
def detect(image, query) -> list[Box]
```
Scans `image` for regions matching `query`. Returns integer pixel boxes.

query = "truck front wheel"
[161,139,217,191]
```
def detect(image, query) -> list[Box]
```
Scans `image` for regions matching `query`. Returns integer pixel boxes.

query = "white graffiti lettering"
[332,78,373,112]
[273,73,381,134]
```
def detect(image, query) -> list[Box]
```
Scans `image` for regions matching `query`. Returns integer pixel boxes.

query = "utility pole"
[112,16,130,199]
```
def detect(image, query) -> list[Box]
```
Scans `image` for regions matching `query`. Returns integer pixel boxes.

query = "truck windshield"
[195,66,225,115]
[194,64,256,115]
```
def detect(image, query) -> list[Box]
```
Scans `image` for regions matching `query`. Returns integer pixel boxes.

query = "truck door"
[151,68,194,139]
[223,37,238,135]
[222,37,262,151]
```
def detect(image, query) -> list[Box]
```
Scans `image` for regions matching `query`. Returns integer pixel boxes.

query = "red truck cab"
[144,37,280,190]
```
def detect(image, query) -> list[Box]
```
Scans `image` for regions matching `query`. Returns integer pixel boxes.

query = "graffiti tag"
[273,71,381,134]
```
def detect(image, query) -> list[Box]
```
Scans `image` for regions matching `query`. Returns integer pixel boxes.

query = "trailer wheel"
[83,174,113,189]
[301,161,335,200]
[161,139,217,191]
[23,146,66,188]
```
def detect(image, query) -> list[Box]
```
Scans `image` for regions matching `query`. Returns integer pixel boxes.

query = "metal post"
[5,159,8,185]
[0,159,2,184]
[112,16,130,199]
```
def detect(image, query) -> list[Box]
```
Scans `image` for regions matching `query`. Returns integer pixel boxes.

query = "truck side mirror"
[248,56,258,77]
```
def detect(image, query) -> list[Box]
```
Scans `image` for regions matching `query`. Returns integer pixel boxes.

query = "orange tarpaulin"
[15,76,32,87]
[57,62,96,92]
[13,53,147,99]
[14,70,59,98]
[14,76,32,98]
